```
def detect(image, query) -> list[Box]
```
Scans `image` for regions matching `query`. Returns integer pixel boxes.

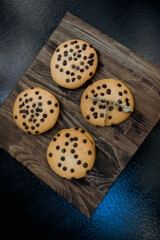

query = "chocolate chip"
[83,56,87,60]
[91,89,95,94]
[119,92,123,96]
[47,100,52,105]
[57,55,61,61]
[14,115,18,119]
[65,133,70,138]
[72,64,76,69]
[100,113,104,118]
[69,48,73,52]
[118,99,122,104]
[77,160,81,165]
[80,69,84,72]
[27,131,31,134]
[61,156,65,161]
[71,41,74,45]
[31,87,34,89]
[100,92,104,96]
[70,137,74,141]
[66,78,70,83]
[117,83,121,87]
[56,145,60,150]
[102,84,107,88]
[57,133,60,137]
[40,118,45,122]
[108,116,112,119]
[55,64,59,68]
[125,98,129,102]
[118,107,123,111]
[36,123,40,127]
[93,93,98,97]
[74,137,78,141]
[76,66,80,70]
[74,40,77,44]
[77,54,81,58]
[109,106,113,111]
[68,56,72,61]
[22,114,26,118]
[35,113,39,117]
[60,68,63,72]
[73,143,77,147]
[31,109,34,113]
[97,86,101,90]
[24,93,28,97]
[63,60,67,66]
[65,142,69,146]
[58,163,61,167]
[49,153,52,157]
[71,149,75,154]
[80,61,84,65]
[74,154,78,159]
[77,75,81,79]
[85,65,89,70]
[66,70,70,75]
[106,89,111,94]
[83,139,87,143]
[82,44,87,50]
[89,72,93,76]
[93,112,98,119]
[89,53,94,58]
[87,60,93,66]
[43,114,47,118]
[32,103,36,108]
[73,52,76,56]
[31,114,34,118]
[38,102,42,106]
[74,57,78,61]
[62,148,66,153]
[86,115,90,120]
[64,51,68,56]
[72,78,75,82]
[50,109,54,113]
[124,90,128,94]
[88,151,92,155]
[19,98,22,102]
[83,163,88,168]
[85,95,88,99]
[93,101,97,105]
[63,167,67,171]
[31,126,35,130]
[64,44,68,48]
[89,44,93,48]
[35,91,39,95]
[75,45,79,49]
[90,107,94,112]
[126,102,130,106]
[70,169,74,173]
[56,48,60,52]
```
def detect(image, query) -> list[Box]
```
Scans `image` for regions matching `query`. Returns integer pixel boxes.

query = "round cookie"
[88,79,134,112]
[47,128,96,179]
[80,79,134,126]
[81,85,107,127]
[13,87,60,135]
[50,39,98,89]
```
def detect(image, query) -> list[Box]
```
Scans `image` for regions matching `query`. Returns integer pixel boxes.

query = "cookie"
[81,79,134,126]
[88,79,134,112]
[80,85,107,127]
[13,87,60,134]
[47,128,96,179]
[50,39,98,89]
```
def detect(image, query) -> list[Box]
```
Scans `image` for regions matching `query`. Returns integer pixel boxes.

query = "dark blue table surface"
[0,0,160,239]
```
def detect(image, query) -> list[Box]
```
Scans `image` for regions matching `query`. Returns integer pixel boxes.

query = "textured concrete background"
[0,0,160,239]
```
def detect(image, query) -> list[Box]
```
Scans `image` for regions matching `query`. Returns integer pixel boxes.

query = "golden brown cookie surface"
[47,128,96,179]
[50,39,98,89]
[81,79,134,126]
[13,87,59,134]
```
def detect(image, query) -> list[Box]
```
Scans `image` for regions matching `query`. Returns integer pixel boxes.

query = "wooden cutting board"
[0,12,160,218]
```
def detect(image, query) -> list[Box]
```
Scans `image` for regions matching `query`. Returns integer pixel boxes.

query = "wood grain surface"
[0,12,160,218]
